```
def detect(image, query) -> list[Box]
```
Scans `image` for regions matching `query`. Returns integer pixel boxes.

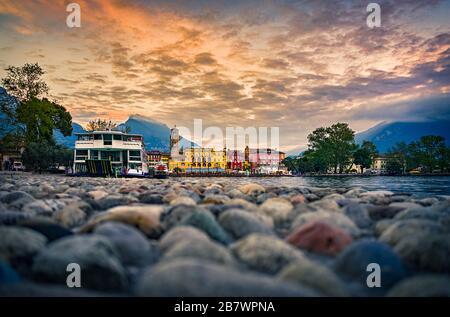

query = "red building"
[227,149,243,170]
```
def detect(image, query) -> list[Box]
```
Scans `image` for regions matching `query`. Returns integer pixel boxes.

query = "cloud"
[350,94,450,122]
[0,0,449,150]
[194,52,218,66]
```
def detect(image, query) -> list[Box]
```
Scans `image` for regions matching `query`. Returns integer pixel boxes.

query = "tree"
[414,135,447,173]
[1,63,49,102]
[307,122,356,173]
[438,146,450,173]
[353,141,378,173]
[22,142,72,172]
[0,133,24,154]
[1,63,72,146]
[282,157,299,174]
[15,98,72,144]
[388,142,410,173]
[86,119,117,131]
[385,157,403,175]
[388,136,449,174]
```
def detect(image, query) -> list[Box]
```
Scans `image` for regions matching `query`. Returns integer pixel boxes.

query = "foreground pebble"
[0,173,448,297]
[230,234,305,274]
[32,235,128,291]
[387,275,450,297]
[286,221,353,256]
[135,259,317,297]
[334,240,407,291]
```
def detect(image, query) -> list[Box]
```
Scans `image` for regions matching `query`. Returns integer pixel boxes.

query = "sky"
[0,0,449,152]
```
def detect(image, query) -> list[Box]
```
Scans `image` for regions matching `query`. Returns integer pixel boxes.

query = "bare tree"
[86,119,117,131]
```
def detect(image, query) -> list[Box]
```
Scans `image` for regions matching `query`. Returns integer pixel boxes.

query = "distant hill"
[355,120,450,153]
[0,87,19,137]
[117,115,197,151]
[54,122,86,148]
[117,115,171,150]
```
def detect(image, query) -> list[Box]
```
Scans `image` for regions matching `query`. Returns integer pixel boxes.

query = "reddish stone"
[286,221,353,256]
[290,194,306,205]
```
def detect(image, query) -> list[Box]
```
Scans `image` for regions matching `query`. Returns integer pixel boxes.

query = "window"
[94,134,102,140]
[75,150,88,161]
[103,134,112,145]
[77,135,93,141]
[126,135,142,142]
[101,151,121,162]
[90,150,99,160]
[129,163,142,169]
[113,134,122,141]
[129,150,141,161]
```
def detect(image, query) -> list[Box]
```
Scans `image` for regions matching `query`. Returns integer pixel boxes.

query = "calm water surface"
[184,176,450,197]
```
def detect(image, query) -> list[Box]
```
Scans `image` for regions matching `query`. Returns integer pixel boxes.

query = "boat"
[149,161,169,179]
[72,130,149,177]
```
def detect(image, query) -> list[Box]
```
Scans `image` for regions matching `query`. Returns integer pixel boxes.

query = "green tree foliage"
[307,122,356,173]
[285,127,450,175]
[388,142,410,172]
[387,135,449,174]
[16,98,72,144]
[86,119,117,131]
[1,63,49,103]
[0,132,24,155]
[1,63,72,145]
[385,158,404,175]
[1,63,73,171]
[440,147,450,173]
[411,135,447,173]
[353,141,378,173]
[282,157,299,174]
[21,142,73,172]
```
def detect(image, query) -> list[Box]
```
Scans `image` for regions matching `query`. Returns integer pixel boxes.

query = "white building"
[73,131,148,176]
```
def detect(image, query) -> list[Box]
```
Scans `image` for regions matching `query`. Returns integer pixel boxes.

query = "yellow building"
[371,156,389,174]
[169,147,227,172]
[168,126,227,173]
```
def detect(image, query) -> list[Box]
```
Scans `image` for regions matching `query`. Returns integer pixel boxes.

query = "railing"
[75,140,142,149]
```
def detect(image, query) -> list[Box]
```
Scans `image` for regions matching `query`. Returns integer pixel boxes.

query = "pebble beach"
[0,172,449,297]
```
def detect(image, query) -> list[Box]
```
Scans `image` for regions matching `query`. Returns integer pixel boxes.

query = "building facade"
[167,126,287,174]
[371,156,389,174]
[169,147,227,173]
[73,131,148,176]
[147,150,170,168]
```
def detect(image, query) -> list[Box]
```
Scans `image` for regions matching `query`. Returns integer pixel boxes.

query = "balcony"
[75,139,142,150]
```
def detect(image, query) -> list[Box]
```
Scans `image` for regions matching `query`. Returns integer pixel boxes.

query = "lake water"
[185,176,450,197]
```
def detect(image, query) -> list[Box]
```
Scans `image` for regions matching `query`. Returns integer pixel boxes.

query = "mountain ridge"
[355,120,450,153]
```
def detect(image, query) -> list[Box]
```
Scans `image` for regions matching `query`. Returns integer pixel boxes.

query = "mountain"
[117,115,198,151]
[54,115,197,151]
[117,115,171,150]
[0,87,19,137]
[54,122,86,148]
[286,146,306,157]
[355,120,450,153]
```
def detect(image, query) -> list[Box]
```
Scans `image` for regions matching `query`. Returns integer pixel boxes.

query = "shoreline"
[2,171,450,178]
